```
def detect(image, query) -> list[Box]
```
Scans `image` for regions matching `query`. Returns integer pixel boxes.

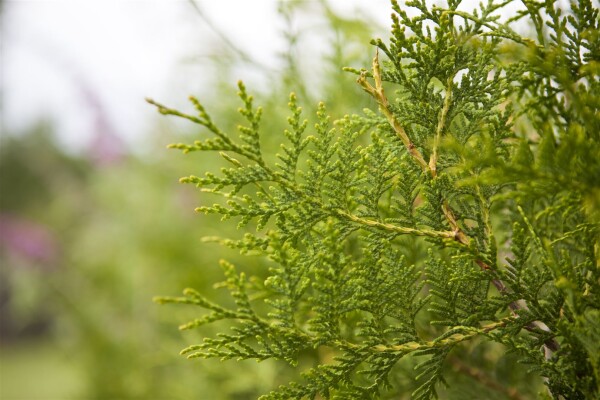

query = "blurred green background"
[0,1,379,398]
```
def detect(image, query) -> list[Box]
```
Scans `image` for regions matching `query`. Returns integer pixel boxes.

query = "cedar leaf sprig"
[150,1,599,398]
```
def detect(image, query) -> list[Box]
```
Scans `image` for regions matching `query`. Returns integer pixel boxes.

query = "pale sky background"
[2,0,391,153]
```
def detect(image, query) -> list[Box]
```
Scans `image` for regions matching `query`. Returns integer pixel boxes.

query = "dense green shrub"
[152,1,599,398]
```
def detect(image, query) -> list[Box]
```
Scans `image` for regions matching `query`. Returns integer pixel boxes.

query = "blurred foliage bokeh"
[0,2,379,399]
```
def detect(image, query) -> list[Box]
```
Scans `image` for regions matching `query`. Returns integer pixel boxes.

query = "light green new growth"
[150,1,599,398]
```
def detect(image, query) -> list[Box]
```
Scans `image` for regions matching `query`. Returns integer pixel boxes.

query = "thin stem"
[449,357,527,400]
[335,209,456,239]
[475,184,493,240]
[146,97,204,125]
[430,77,453,177]
[370,319,510,353]
[442,9,531,46]
[187,0,271,73]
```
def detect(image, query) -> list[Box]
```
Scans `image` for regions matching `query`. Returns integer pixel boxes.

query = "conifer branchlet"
[151,1,600,398]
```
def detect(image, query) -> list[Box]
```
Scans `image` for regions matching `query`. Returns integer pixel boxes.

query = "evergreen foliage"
[150,1,600,398]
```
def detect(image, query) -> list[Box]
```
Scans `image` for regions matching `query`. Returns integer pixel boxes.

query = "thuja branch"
[356,51,560,354]
[356,51,466,240]
[153,2,598,396]
[358,52,466,240]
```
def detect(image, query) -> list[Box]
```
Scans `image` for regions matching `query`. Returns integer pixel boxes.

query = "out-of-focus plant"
[1,2,379,399]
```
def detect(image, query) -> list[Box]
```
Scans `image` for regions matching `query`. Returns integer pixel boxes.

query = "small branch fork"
[357,50,467,243]
[357,50,429,171]
[357,51,559,353]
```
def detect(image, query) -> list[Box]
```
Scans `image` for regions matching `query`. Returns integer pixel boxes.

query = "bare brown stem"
[449,357,528,400]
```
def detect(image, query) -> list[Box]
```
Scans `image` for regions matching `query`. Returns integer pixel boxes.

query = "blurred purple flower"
[88,130,126,166]
[79,79,127,166]
[0,214,59,267]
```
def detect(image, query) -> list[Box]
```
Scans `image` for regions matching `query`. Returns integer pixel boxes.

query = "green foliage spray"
[150,1,600,398]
